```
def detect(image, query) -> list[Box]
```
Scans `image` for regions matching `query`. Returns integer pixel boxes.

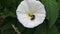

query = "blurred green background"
[0,0,60,34]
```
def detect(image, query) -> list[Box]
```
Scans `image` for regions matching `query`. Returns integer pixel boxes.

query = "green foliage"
[0,0,60,34]
[1,17,25,34]
[22,28,35,34]
[34,22,48,34]
[41,0,59,28]
[34,23,59,34]
[58,0,60,10]
[0,0,22,18]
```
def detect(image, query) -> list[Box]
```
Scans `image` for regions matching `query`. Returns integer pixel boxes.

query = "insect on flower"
[16,0,46,28]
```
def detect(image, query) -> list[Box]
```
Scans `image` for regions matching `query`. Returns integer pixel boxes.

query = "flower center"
[28,12,35,20]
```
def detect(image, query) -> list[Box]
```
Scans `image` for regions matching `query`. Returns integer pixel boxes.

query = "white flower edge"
[16,0,46,28]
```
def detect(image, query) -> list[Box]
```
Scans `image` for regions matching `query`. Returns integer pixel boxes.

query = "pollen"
[28,12,33,17]
[27,12,35,20]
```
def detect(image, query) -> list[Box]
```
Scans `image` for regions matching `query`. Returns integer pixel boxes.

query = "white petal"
[24,0,36,1]
[16,0,46,28]
[26,1,46,14]
[16,1,29,14]
[17,14,45,28]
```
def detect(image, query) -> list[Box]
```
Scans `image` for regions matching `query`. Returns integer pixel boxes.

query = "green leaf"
[34,22,48,34]
[1,0,16,17]
[58,0,60,10]
[1,17,25,34]
[22,28,35,34]
[0,0,22,18]
[1,24,15,34]
[2,29,16,34]
[49,25,59,34]
[34,23,59,34]
[55,11,60,32]
[41,0,59,27]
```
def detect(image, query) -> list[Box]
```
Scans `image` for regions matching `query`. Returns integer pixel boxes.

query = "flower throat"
[28,12,35,20]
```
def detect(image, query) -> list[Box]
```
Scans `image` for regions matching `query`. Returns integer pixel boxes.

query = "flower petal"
[16,1,29,14]
[26,1,46,14]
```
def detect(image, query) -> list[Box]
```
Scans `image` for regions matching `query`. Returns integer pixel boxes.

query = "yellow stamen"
[28,12,33,17]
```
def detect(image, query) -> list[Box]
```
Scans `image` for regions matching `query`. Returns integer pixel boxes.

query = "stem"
[11,24,21,34]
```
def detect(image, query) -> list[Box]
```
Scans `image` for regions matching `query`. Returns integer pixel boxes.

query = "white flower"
[16,0,46,28]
